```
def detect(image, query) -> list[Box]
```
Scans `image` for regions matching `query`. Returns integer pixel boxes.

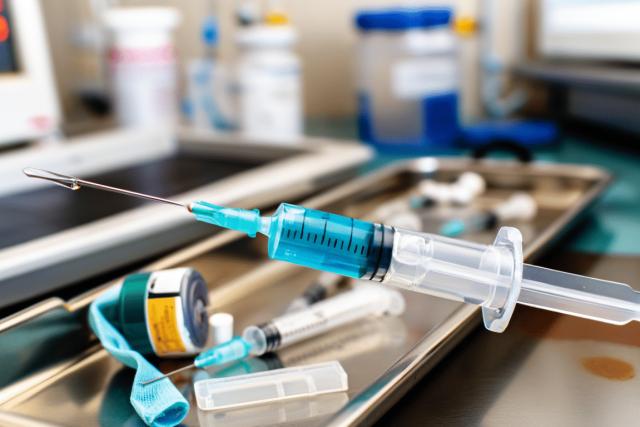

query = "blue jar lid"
[355,7,452,32]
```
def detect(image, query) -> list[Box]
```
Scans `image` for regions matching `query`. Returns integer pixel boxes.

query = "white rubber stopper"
[456,172,486,197]
[494,192,538,221]
[209,313,234,345]
[419,172,485,206]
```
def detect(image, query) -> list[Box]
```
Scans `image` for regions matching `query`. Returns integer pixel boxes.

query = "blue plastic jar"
[354,8,460,153]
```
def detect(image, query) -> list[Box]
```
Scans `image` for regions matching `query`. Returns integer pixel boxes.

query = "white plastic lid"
[104,7,181,31]
[194,361,348,411]
[236,25,297,48]
[209,313,234,345]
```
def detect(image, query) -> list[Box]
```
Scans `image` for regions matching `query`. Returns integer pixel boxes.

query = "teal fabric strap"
[89,284,189,427]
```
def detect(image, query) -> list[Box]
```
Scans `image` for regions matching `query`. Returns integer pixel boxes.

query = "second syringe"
[145,284,405,384]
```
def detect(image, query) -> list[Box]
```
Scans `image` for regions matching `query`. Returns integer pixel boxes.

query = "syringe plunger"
[385,226,640,330]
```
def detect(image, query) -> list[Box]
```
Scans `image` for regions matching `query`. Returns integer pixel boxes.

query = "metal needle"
[141,363,195,386]
[23,168,190,210]
[23,167,202,387]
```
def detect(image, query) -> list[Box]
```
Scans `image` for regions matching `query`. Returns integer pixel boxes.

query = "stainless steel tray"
[0,157,610,427]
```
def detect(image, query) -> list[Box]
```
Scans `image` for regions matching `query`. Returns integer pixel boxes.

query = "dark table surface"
[375,251,640,426]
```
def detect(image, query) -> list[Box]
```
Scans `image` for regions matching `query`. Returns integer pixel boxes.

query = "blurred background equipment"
[521,0,640,134]
[28,0,532,139]
[0,0,60,146]
[539,0,640,61]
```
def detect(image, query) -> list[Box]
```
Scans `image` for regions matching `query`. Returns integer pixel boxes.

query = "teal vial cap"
[116,272,154,355]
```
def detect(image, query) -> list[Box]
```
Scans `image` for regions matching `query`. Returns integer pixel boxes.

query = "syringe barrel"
[383,226,523,332]
[266,203,394,280]
[243,286,405,355]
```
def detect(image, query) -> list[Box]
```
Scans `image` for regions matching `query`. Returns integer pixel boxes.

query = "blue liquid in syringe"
[190,202,394,280]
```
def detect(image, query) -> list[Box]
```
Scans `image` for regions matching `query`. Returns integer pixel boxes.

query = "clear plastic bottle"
[236,24,302,142]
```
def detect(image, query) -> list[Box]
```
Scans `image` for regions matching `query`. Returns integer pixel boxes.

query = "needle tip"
[22,167,80,190]
[140,363,196,386]
[141,377,164,387]
[22,167,38,178]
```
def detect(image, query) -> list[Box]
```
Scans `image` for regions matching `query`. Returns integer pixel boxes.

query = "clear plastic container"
[194,361,348,411]
[354,8,459,152]
[196,393,348,427]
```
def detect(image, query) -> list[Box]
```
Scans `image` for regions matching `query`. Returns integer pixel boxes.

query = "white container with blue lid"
[354,7,459,153]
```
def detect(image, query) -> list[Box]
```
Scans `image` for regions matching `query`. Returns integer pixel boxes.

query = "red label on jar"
[0,16,8,43]
[109,45,174,65]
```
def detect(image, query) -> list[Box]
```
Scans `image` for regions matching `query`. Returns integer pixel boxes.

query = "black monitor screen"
[0,0,18,73]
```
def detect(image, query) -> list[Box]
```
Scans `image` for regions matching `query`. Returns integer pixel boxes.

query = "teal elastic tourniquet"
[89,285,189,427]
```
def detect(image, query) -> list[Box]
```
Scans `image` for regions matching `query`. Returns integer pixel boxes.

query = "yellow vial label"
[147,297,186,355]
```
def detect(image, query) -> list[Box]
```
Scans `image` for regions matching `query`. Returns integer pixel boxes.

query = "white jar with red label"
[105,7,180,128]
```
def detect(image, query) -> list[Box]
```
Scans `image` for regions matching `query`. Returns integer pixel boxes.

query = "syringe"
[190,204,640,332]
[143,284,405,384]
[285,272,345,313]
[25,169,640,333]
